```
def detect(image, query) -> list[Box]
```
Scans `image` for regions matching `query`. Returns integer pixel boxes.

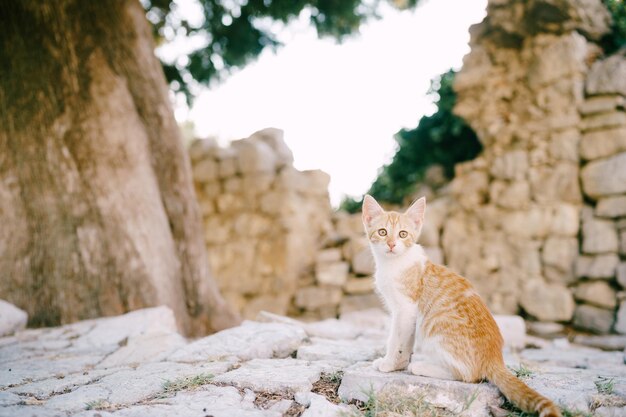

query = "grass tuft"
[594,377,615,395]
[85,399,110,410]
[160,373,213,397]
[345,388,457,417]
[508,364,533,379]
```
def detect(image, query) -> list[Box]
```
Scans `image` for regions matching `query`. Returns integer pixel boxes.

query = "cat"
[362,194,561,417]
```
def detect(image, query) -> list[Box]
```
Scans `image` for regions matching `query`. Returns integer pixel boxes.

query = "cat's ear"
[362,194,384,226]
[405,196,426,227]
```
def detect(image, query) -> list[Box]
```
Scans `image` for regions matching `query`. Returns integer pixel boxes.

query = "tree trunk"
[0,0,240,335]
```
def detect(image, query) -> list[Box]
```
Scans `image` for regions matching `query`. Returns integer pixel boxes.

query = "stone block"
[233,138,277,174]
[339,294,382,315]
[188,138,218,162]
[295,286,342,310]
[580,127,626,161]
[549,203,581,237]
[596,195,626,218]
[222,177,242,193]
[169,322,307,363]
[576,254,619,279]
[621,230,626,256]
[579,95,625,115]
[249,127,294,166]
[451,170,489,208]
[241,173,275,195]
[587,54,626,96]
[572,334,626,351]
[581,112,626,131]
[241,295,290,319]
[0,299,27,337]
[215,193,245,213]
[574,281,617,309]
[275,166,307,192]
[615,301,626,334]
[191,158,218,182]
[344,277,374,295]
[338,362,501,417]
[203,217,231,244]
[198,199,215,216]
[202,180,221,197]
[573,304,614,334]
[618,262,626,288]
[527,321,565,336]
[419,217,441,246]
[303,170,331,195]
[232,213,271,237]
[351,248,375,276]
[527,32,588,88]
[490,150,529,180]
[542,237,578,273]
[424,246,444,265]
[316,262,349,286]
[528,163,581,203]
[490,180,531,209]
[544,265,575,285]
[218,157,238,178]
[582,216,618,254]
[520,280,574,322]
[549,129,579,162]
[342,236,369,260]
[334,212,365,238]
[581,152,626,198]
[503,204,579,238]
[493,315,526,350]
[316,248,343,264]
[97,331,186,369]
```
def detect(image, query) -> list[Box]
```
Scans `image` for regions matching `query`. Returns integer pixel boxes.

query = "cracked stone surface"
[1,307,625,417]
[338,361,503,417]
[167,321,307,363]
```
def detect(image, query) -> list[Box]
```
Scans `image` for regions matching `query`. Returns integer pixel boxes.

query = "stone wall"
[189,0,626,333]
[190,128,332,319]
[578,53,626,333]
[443,0,626,332]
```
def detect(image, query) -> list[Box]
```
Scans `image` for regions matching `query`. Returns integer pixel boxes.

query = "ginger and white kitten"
[362,195,561,417]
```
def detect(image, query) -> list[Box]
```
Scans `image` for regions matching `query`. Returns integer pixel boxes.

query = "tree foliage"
[340,70,482,211]
[602,0,626,53]
[142,0,420,102]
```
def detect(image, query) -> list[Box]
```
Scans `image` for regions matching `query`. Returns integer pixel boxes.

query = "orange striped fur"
[362,194,561,417]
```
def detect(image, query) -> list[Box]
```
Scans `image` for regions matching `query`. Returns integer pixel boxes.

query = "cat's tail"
[486,361,561,417]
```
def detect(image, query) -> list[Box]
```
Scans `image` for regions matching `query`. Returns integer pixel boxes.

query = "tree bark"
[0,0,240,335]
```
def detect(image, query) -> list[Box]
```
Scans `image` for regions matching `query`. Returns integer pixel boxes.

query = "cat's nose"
[387,242,396,250]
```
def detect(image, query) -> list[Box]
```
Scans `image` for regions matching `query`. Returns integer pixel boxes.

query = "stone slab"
[167,321,306,363]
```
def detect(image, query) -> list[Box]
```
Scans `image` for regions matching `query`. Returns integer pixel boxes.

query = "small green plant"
[161,373,213,397]
[364,390,381,417]
[327,371,343,384]
[85,399,109,410]
[595,376,615,395]
[561,407,592,417]
[460,389,480,413]
[508,364,533,379]
[346,387,455,417]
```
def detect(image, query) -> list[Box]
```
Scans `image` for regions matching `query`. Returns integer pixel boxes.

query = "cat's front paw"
[373,357,404,373]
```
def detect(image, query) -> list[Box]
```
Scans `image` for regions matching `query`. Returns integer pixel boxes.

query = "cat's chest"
[374,265,414,308]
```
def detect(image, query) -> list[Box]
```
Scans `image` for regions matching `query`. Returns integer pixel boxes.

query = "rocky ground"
[1,306,625,417]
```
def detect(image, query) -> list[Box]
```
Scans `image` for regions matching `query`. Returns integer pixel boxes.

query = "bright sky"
[169,0,487,206]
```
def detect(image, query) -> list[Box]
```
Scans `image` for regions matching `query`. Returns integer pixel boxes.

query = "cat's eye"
[378,228,387,236]
[399,230,408,238]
